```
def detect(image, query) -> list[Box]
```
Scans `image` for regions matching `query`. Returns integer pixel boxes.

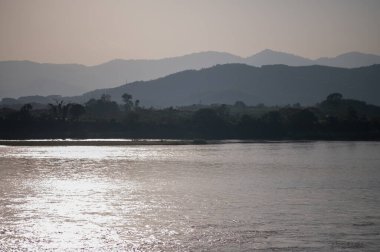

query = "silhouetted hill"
[70,64,380,107]
[0,52,242,98]
[0,61,87,98]
[2,50,380,99]
[315,52,380,68]
[244,49,313,66]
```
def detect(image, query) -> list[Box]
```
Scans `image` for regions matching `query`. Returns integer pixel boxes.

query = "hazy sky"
[1,0,379,65]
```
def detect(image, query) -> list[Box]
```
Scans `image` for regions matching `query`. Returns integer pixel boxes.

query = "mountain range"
[1,49,380,99]
[72,64,380,107]
[4,64,375,108]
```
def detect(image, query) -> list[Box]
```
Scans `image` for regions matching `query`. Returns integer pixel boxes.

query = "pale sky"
[0,0,379,65]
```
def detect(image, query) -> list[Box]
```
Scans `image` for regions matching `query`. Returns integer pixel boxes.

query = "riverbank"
[1,138,377,146]
[0,139,213,146]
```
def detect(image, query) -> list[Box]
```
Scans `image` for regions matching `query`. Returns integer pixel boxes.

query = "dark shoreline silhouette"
[1,92,379,141]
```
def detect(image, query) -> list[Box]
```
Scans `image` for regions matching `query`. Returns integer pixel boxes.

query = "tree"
[20,103,32,114]
[192,108,228,138]
[288,109,318,130]
[101,94,111,102]
[346,106,358,122]
[326,93,343,103]
[237,114,261,138]
[48,101,70,121]
[122,93,134,112]
[19,103,33,121]
[134,99,140,109]
[85,95,120,120]
[68,103,86,121]
[234,101,246,109]
[261,111,284,137]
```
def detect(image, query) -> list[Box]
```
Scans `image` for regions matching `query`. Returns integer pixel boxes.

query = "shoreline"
[0,139,377,146]
[0,139,210,146]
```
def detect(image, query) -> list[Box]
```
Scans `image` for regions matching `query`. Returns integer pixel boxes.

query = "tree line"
[0,93,379,140]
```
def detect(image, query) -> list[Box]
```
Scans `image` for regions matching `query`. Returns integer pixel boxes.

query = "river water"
[0,141,379,251]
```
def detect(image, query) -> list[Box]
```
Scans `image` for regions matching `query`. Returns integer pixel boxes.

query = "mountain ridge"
[75,63,380,107]
[7,63,375,108]
[1,50,380,99]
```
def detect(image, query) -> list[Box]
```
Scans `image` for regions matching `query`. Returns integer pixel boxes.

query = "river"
[0,141,379,251]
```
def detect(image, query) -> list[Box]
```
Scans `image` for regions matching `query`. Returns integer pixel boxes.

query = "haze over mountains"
[75,64,380,107]
[1,49,380,99]
[3,64,378,107]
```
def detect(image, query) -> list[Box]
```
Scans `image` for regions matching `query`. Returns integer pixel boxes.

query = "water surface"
[0,141,379,251]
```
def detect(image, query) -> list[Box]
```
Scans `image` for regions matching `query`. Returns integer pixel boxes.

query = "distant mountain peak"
[258,48,286,54]
[258,48,275,54]
[245,49,313,66]
[253,49,303,56]
[315,51,380,68]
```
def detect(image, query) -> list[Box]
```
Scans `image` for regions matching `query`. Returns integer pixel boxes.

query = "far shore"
[0,139,213,146]
[1,139,372,146]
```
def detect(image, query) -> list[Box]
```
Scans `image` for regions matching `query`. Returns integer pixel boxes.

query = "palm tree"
[48,101,70,121]
[122,93,134,112]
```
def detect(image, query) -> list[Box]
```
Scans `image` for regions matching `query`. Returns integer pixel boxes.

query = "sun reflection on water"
[1,143,380,251]
[7,145,182,162]
[15,176,138,251]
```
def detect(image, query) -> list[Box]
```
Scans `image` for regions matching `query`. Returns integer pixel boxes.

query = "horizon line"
[1,49,379,67]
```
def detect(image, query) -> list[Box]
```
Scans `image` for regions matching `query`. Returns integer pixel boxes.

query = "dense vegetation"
[1,93,380,140]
